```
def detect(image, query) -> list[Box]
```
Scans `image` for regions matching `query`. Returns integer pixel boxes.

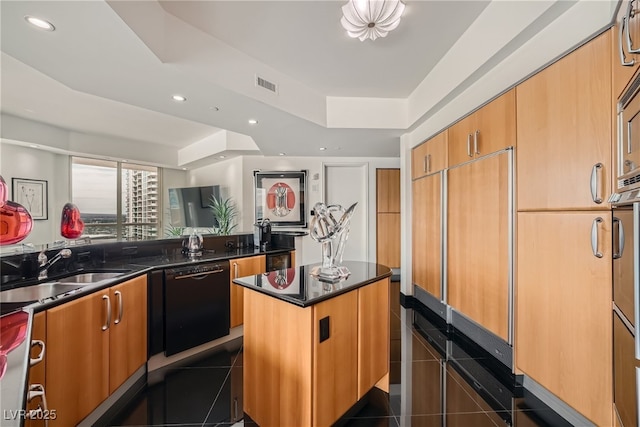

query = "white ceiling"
[0,1,617,168]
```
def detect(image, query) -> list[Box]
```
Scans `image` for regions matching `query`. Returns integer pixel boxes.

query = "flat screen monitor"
[168,185,220,228]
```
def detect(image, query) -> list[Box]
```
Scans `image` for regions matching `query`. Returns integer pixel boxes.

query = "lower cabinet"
[229,255,266,328]
[45,275,147,426]
[243,277,390,427]
[516,212,612,426]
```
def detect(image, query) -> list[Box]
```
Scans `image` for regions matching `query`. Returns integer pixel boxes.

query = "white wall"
[189,155,400,265]
[0,142,70,246]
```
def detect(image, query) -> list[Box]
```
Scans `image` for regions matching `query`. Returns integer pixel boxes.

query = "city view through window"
[72,157,159,240]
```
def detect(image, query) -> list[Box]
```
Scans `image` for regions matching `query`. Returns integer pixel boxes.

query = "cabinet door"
[448,153,509,341]
[614,6,640,99]
[413,131,449,179]
[377,169,400,212]
[377,213,400,269]
[412,173,442,299]
[25,312,46,427]
[46,292,109,427]
[109,275,147,394]
[230,255,266,328]
[517,31,612,211]
[313,290,358,427]
[357,278,390,398]
[613,312,637,427]
[516,212,612,426]
[448,90,515,168]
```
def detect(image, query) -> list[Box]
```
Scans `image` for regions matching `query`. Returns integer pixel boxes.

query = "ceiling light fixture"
[219,155,226,159]
[248,119,258,125]
[279,153,286,156]
[340,0,405,41]
[24,15,55,31]
[172,95,187,102]
[319,147,327,151]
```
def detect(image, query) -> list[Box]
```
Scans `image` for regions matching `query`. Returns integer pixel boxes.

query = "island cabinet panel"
[25,312,46,427]
[243,290,313,427]
[312,291,358,427]
[230,255,266,328]
[412,172,442,298]
[357,277,390,398]
[242,275,390,427]
[46,292,110,427]
[448,89,515,169]
[516,212,612,427]
[447,152,509,342]
[108,275,147,394]
[412,130,448,179]
[516,30,612,211]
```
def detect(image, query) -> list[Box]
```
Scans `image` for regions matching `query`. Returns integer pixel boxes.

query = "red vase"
[61,202,84,239]
[0,175,33,245]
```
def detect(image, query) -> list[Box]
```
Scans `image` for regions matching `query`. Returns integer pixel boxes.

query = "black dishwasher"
[164,261,230,356]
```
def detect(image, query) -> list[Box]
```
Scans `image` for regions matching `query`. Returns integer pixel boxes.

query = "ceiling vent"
[256,75,278,94]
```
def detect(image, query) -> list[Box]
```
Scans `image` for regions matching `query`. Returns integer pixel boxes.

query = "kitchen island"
[233,261,391,427]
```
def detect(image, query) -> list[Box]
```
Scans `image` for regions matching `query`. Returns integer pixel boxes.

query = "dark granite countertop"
[233,261,391,307]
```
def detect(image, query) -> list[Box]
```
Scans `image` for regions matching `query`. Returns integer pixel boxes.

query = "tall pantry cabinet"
[515,30,613,427]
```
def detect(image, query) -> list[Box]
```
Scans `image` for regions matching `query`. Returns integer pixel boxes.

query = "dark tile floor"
[104,282,571,427]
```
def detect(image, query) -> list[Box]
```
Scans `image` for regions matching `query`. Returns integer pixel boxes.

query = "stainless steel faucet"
[38,249,72,280]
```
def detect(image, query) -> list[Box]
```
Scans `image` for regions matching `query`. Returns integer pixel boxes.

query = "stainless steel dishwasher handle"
[102,295,111,331]
[591,217,604,258]
[30,340,45,366]
[114,290,123,324]
[590,163,603,204]
[173,270,224,280]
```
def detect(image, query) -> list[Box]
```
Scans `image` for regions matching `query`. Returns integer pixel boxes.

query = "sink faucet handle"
[37,251,48,267]
[59,249,72,258]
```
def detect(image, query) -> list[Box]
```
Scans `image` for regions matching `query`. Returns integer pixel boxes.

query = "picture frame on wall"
[11,178,48,220]
[254,170,307,227]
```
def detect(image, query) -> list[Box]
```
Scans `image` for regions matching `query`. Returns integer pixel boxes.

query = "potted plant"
[209,196,238,235]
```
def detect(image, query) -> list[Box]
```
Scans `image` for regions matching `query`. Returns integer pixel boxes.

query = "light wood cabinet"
[517,30,612,211]
[229,255,266,328]
[613,311,636,427]
[448,89,515,168]
[412,173,442,299]
[376,169,400,213]
[108,275,147,394]
[376,168,401,269]
[516,212,612,427]
[412,130,448,179]
[244,278,389,427]
[614,4,640,100]
[25,312,46,427]
[447,152,510,341]
[45,276,147,427]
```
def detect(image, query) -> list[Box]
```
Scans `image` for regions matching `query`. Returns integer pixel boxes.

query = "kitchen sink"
[1,283,85,303]
[0,272,126,303]
[57,272,124,284]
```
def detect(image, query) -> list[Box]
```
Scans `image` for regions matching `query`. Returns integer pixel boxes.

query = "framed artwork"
[11,178,48,220]
[254,170,307,227]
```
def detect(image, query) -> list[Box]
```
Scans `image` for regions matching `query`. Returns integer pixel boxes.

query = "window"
[72,157,160,241]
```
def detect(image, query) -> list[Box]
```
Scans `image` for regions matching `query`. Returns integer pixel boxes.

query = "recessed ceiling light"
[122,160,128,163]
[25,16,55,31]
[279,152,286,156]
[209,106,220,111]
[248,119,258,125]
[181,167,187,170]
[172,95,187,102]
[29,144,39,148]
[219,155,226,159]
[319,147,327,151]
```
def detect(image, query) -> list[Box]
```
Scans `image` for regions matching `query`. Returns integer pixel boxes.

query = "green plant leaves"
[209,196,238,236]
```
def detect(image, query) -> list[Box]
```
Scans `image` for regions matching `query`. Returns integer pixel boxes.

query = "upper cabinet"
[448,89,516,168]
[412,130,448,179]
[517,30,612,211]
[377,169,401,213]
[614,1,640,100]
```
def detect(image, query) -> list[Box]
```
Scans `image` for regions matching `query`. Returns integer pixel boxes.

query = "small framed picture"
[254,170,307,227]
[11,178,48,220]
